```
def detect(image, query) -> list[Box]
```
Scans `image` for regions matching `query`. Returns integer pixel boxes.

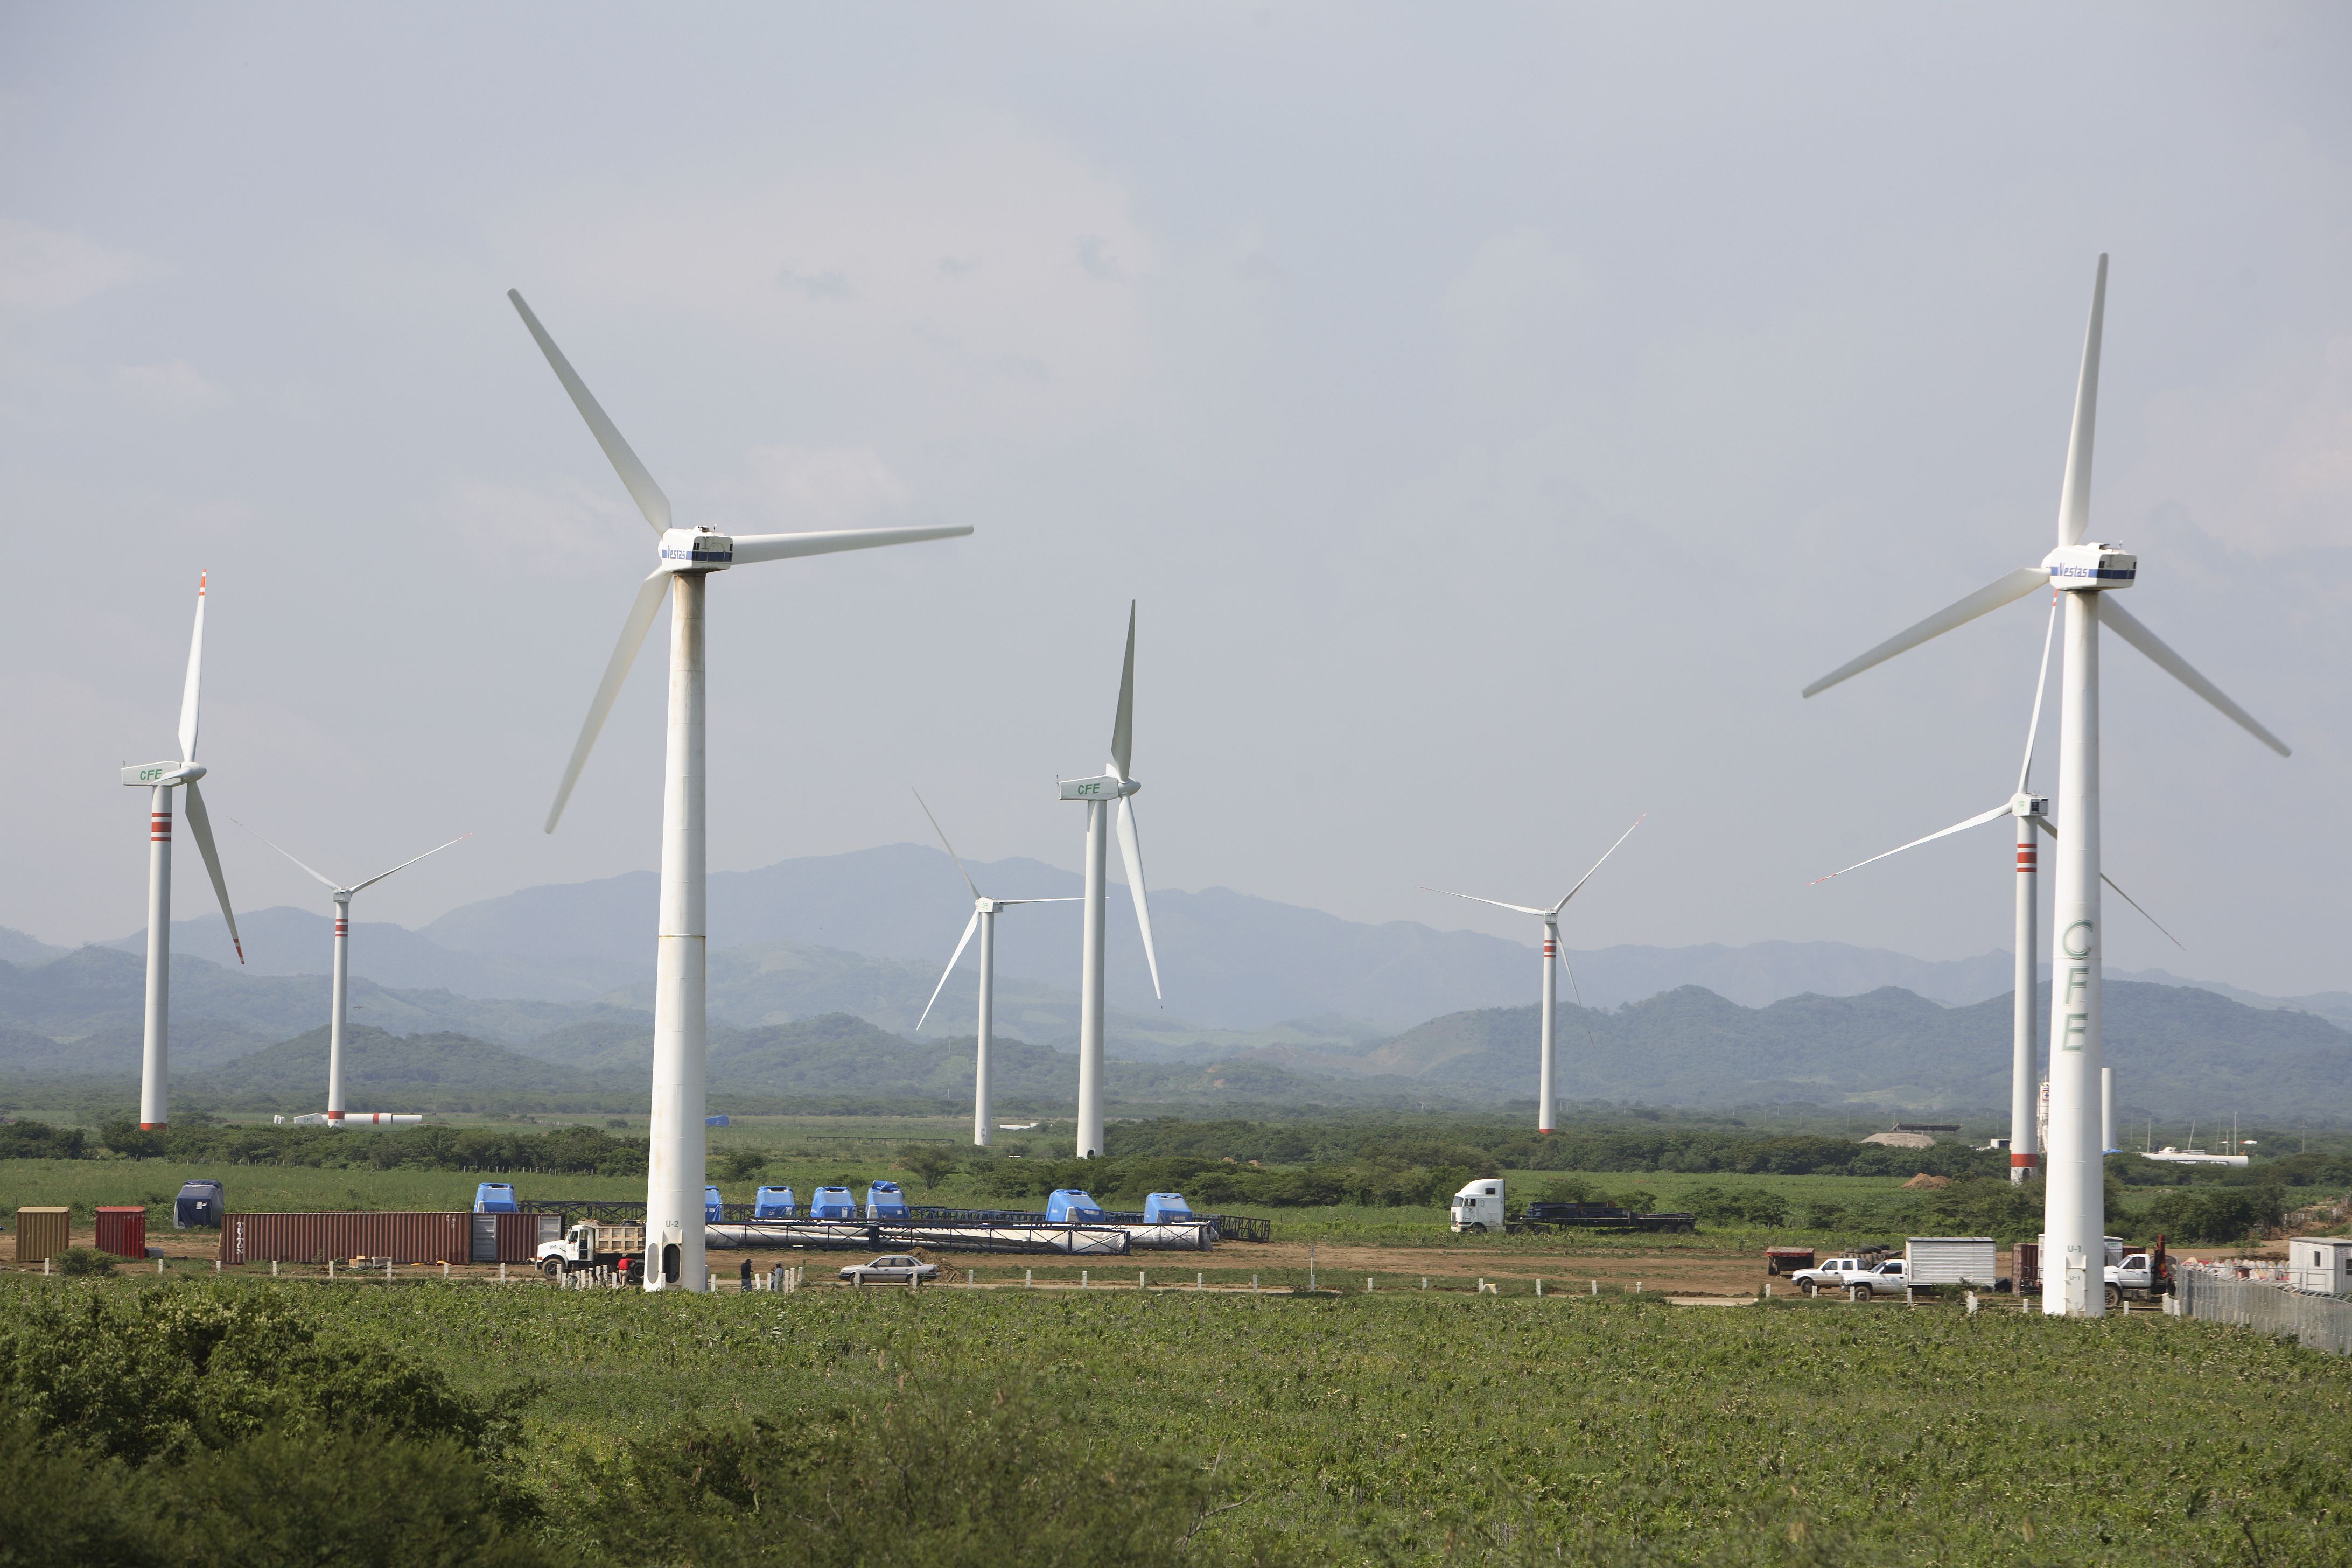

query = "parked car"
[839,1254,939,1287]
[1788,1256,1908,1299]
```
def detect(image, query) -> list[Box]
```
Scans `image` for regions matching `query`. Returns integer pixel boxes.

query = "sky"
[3,4,2348,998]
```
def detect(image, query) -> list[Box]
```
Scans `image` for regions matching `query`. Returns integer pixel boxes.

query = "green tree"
[898,1144,961,1194]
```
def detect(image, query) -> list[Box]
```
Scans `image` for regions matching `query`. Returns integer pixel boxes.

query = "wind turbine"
[1423,816,1644,1135]
[911,791,1080,1148]
[1810,604,2180,1186]
[1802,255,2290,1316]
[510,289,969,1292]
[121,572,246,1130]
[239,823,471,1126]
[1057,603,1161,1159]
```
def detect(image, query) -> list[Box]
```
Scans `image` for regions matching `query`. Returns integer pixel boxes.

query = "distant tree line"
[82,1119,649,1177]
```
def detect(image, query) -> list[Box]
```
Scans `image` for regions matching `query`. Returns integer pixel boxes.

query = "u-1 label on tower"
[2059,919,2094,1051]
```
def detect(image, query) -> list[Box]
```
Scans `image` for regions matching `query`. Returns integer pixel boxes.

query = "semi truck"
[535,1221,646,1279]
[1449,1180,1695,1235]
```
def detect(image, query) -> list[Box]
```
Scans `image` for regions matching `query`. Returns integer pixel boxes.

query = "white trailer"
[1906,1236,1999,1291]
[2287,1238,2352,1296]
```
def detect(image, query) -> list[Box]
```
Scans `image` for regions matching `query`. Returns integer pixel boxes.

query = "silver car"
[839,1254,939,1287]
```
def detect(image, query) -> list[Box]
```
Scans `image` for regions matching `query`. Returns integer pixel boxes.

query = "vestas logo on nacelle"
[659,528,733,569]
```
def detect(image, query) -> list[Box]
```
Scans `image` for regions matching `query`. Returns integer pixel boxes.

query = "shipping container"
[218,1212,471,1266]
[95,1206,148,1259]
[470,1212,561,1263]
[15,1207,71,1263]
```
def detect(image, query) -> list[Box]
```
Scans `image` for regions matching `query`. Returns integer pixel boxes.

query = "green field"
[6,1271,2350,1565]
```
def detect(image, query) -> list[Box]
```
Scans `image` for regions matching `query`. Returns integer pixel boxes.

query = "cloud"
[734,444,912,531]
[116,360,227,408]
[0,221,158,310]
[2132,334,2352,556]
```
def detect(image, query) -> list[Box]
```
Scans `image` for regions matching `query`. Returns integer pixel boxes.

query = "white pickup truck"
[1788,1256,1908,1299]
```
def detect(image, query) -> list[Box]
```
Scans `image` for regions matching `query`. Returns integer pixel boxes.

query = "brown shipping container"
[95,1206,148,1259]
[218,1212,470,1266]
[473,1212,561,1264]
[15,1207,72,1263]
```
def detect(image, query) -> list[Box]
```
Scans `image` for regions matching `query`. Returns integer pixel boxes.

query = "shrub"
[54,1247,118,1278]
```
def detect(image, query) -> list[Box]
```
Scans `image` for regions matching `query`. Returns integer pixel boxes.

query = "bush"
[1680,1185,1792,1227]
[0,1118,89,1159]
[582,1380,1214,1567]
[54,1247,118,1278]
[2145,1185,2284,1245]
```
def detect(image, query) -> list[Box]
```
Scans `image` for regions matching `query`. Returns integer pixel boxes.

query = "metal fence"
[2176,1268,2352,1357]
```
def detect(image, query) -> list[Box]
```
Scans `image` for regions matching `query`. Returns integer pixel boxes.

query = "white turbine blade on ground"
[730,524,972,565]
[2018,597,2059,794]
[1115,795,1161,1000]
[1808,802,2014,886]
[1554,813,1648,912]
[232,817,342,891]
[916,910,982,1033]
[1802,568,2048,698]
[547,569,669,833]
[178,572,207,762]
[1109,601,1136,780]
[2057,255,2108,547]
[351,832,473,895]
[180,780,243,964]
[2102,873,2185,951]
[912,788,981,899]
[2102,599,2291,757]
[1422,887,1550,917]
[507,290,670,534]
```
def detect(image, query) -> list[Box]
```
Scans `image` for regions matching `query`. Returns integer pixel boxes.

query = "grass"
[17,1271,2351,1563]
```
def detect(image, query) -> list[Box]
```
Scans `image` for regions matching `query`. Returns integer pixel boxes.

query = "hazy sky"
[4,5,2347,997]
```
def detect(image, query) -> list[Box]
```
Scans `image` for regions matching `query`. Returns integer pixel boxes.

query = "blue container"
[704,1185,725,1222]
[808,1186,856,1220]
[473,1182,519,1214]
[753,1186,796,1220]
[1142,1192,1193,1223]
[1046,1188,1104,1223]
[705,1114,731,1128]
[173,1179,225,1230]
[865,1180,910,1220]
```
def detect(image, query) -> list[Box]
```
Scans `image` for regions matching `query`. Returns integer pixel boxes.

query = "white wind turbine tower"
[122,572,246,1130]
[510,289,970,1292]
[911,791,1080,1148]
[1058,604,1162,1159]
[1810,604,2181,1185]
[1424,816,1644,1136]
[1803,255,2289,1316]
[239,824,471,1126]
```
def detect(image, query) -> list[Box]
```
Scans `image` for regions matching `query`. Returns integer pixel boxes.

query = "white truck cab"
[1790,1256,1907,1298]
[1451,1179,1506,1234]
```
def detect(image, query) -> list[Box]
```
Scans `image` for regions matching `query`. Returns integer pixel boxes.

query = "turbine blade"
[1421,887,1550,917]
[730,523,971,564]
[231,816,342,891]
[547,570,670,833]
[181,780,243,964]
[1000,897,1084,905]
[1109,601,1136,781]
[178,572,207,762]
[917,911,982,1033]
[2018,597,2059,794]
[2057,255,2108,548]
[349,832,473,895]
[2102,599,2291,757]
[1802,568,2047,698]
[912,788,981,899]
[1808,802,2014,886]
[1115,795,1161,1000]
[1555,813,1647,911]
[2101,872,2185,952]
[507,289,670,534]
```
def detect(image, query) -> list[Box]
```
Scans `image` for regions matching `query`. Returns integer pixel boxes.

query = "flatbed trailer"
[1519,1202,1696,1234]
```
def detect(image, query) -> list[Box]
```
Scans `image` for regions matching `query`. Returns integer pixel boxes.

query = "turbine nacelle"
[1060,774,1140,801]
[659,527,733,574]
[123,762,204,787]
[2009,792,2049,820]
[2043,542,2136,591]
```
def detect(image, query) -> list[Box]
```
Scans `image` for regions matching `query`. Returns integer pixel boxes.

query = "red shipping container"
[95,1206,148,1259]
[217,1212,470,1266]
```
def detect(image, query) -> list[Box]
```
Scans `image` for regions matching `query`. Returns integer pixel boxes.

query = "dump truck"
[535,1221,646,1279]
